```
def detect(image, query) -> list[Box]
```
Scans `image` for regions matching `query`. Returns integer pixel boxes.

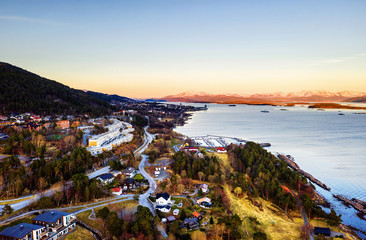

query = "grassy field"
[224,185,303,240]
[76,210,103,232]
[64,226,95,240]
[76,200,138,233]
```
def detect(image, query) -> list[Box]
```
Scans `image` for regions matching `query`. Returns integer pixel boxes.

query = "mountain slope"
[86,91,135,104]
[0,62,116,115]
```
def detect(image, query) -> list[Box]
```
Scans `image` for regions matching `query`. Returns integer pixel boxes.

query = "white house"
[125,167,137,178]
[199,183,209,193]
[156,205,171,213]
[112,188,123,196]
[97,173,114,185]
[0,223,47,240]
[196,197,211,205]
[156,192,171,206]
[32,211,76,240]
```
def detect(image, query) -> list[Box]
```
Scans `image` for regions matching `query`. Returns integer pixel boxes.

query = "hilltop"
[0,62,130,115]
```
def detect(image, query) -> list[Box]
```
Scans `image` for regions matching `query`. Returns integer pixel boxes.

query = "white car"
[173,209,180,215]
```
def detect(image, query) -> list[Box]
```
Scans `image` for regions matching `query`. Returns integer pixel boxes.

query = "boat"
[338,113,345,115]
[279,108,289,111]
[261,110,269,113]
[228,104,236,107]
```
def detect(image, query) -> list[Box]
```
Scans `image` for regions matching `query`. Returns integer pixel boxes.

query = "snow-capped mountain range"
[158,90,366,104]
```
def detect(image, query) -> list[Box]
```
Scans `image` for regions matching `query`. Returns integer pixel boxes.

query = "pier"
[277,154,331,191]
[333,195,366,215]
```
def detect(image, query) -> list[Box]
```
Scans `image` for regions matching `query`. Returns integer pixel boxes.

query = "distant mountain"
[0,62,117,115]
[159,90,366,104]
[86,90,135,104]
[343,96,366,103]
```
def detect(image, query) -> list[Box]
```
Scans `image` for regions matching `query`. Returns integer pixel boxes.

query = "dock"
[191,135,270,149]
[333,195,366,215]
[277,154,331,191]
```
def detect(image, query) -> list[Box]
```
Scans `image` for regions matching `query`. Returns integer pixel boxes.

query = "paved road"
[1,126,168,238]
[0,194,133,226]
[0,127,147,212]
[0,166,109,212]
[87,166,111,179]
[137,128,168,239]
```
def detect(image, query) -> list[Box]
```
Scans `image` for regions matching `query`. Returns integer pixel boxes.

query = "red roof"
[217,147,226,151]
[193,211,200,217]
[183,147,199,152]
[112,188,121,192]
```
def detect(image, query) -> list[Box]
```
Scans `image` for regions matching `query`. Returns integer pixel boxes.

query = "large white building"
[87,119,134,155]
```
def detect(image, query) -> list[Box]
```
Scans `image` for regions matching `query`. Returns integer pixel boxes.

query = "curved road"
[0,126,168,238]
[0,126,151,212]
[137,128,168,238]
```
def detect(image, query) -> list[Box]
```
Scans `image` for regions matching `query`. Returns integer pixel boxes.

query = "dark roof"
[184,218,198,223]
[123,178,136,184]
[166,216,176,222]
[33,211,70,223]
[156,192,170,200]
[0,223,43,238]
[314,227,331,235]
[97,173,114,180]
[156,205,171,210]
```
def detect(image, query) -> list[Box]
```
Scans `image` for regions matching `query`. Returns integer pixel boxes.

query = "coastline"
[172,102,366,239]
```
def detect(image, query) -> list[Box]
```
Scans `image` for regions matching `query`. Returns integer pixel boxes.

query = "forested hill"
[86,90,135,104]
[0,62,117,115]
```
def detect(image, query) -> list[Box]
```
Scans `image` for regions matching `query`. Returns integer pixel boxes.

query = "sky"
[1,0,366,98]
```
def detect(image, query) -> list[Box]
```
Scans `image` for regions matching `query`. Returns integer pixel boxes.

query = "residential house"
[156,205,171,213]
[166,216,176,223]
[216,147,227,153]
[0,223,47,240]
[97,173,115,185]
[314,227,331,237]
[192,211,203,221]
[181,218,199,230]
[0,133,9,140]
[56,120,70,129]
[183,147,199,152]
[199,183,209,193]
[196,197,212,208]
[156,192,171,206]
[112,188,123,196]
[0,116,8,121]
[124,167,137,178]
[122,178,138,191]
[196,197,211,205]
[110,170,122,177]
[33,211,76,239]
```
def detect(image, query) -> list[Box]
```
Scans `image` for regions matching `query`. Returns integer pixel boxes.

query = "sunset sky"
[1,0,366,98]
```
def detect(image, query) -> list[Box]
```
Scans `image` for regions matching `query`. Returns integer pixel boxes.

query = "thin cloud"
[0,15,61,25]
[315,53,366,65]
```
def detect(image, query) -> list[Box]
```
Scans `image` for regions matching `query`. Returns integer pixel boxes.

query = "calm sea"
[173,103,366,234]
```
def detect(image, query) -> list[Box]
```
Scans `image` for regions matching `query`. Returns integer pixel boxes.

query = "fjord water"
[174,103,366,232]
